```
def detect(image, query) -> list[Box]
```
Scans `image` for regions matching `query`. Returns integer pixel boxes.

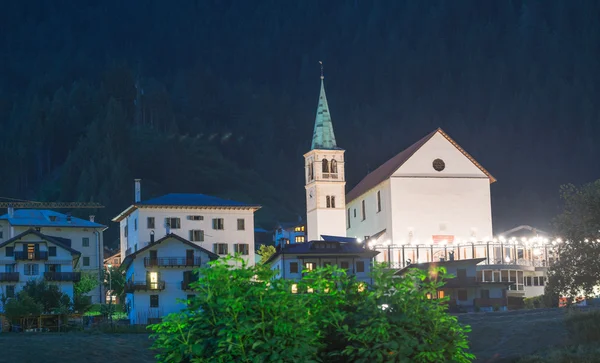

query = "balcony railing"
[0,272,19,282]
[44,272,81,282]
[181,280,195,290]
[14,251,48,261]
[144,257,202,268]
[124,280,166,293]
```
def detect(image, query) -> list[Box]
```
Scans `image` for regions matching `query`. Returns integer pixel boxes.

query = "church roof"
[346,128,496,203]
[311,77,341,150]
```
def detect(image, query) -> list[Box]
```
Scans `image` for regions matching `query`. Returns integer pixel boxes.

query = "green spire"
[311,68,338,150]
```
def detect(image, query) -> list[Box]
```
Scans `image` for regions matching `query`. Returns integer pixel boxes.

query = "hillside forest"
[1,1,600,247]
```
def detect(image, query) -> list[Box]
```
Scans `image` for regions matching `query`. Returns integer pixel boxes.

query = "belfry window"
[326,196,331,208]
[330,159,338,174]
[322,158,329,173]
[307,163,314,181]
[331,196,336,208]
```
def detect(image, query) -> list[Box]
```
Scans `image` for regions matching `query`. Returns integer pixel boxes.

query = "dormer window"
[330,159,338,179]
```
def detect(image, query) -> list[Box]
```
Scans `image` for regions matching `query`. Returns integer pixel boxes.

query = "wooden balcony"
[44,272,81,282]
[14,251,48,261]
[124,280,166,293]
[0,272,19,282]
[144,257,202,268]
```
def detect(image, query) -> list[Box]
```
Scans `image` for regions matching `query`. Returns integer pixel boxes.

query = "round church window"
[432,159,445,172]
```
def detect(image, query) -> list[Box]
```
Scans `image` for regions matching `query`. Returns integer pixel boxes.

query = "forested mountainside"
[1,1,599,246]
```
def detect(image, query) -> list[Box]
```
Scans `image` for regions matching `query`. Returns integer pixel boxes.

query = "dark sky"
[1,1,599,236]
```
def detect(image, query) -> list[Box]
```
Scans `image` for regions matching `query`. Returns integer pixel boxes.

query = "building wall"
[125,237,214,324]
[346,180,392,242]
[270,254,374,285]
[0,233,78,310]
[121,207,255,266]
[0,224,104,303]
[305,149,346,241]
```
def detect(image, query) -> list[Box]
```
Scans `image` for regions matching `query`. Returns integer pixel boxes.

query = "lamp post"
[107,264,113,326]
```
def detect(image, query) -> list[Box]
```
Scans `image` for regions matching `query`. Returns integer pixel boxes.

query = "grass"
[461,307,600,363]
[0,332,156,363]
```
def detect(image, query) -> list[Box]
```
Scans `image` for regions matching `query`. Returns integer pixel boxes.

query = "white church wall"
[346,180,392,242]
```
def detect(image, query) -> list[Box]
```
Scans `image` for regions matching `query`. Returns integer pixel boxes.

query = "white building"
[346,127,495,262]
[120,234,218,324]
[273,221,306,246]
[269,72,379,283]
[0,229,82,310]
[0,209,106,303]
[113,180,261,267]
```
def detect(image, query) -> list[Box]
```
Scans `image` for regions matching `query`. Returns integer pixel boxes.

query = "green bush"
[150,257,474,363]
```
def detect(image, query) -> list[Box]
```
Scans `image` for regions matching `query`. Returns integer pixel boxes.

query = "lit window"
[295,236,305,243]
[437,290,445,299]
[307,286,314,293]
[291,284,298,294]
[357,283,366,293]
[304,262,315,271]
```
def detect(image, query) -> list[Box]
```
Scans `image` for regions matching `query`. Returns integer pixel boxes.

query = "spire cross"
[319,61,324,79]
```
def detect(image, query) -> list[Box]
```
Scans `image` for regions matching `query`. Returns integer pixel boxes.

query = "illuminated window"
[294,226,305,232]
[291,284,298,294]
[426,292,432,299]
[357,283,366,293]
[437,290,445,299]
[149,272,159,289]
[295,236,305,243]
[307,287,314,293]
[304,262,315,271]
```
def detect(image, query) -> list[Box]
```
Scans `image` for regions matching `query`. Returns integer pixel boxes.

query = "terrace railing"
[0,272,19,282]
[14,251,48,261]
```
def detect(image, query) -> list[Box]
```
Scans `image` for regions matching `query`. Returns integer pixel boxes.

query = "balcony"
[181,280,195,291]
[0,272,19,282]
[44,272,81,282]
[443,276,480,288]
[124,280,166,293]
[144,257,202,268]
[14,251,48,261]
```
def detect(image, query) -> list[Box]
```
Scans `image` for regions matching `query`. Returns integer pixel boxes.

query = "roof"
[394,258,487,275]
[0,209,106,229]
[0,229,81,256]
[321,235,359,243]
[265,240,379,264]
[113,193,261,222]
[120,233,220,270]
[346,128,496,203]
[311,77,341,150]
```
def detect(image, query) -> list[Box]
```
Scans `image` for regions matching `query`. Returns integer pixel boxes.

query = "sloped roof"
[265,240,379,264]
[311,78,341,150]
[0,229,81,256]
[0,209,106,229]
[113,193,261,222]
[120,233,219,270]
[346,128,496,203]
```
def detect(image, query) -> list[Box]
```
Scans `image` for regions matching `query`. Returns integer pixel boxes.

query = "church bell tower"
[304,63,346,241]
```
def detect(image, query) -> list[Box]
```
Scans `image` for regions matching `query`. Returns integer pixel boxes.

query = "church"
[268,69,554,304]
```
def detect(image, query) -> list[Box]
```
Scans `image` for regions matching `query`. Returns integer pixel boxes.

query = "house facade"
[0,210,106,303]
[396,258,510,312]
[273,221,306,246]
[0,229,82,310]
[113,181,261,267]
[268,238,379,287]
[121,234,218,324]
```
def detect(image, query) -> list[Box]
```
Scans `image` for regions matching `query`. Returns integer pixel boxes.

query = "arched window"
[331,196,336,208]
[322,158,329,173]
[307,163,313,182]
[326,196,331,208]
[330,159,338,174]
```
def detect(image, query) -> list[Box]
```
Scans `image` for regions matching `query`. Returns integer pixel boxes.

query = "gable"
[392,131,491,180]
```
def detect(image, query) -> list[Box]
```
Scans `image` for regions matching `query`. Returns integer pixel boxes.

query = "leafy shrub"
[150,257,474,363]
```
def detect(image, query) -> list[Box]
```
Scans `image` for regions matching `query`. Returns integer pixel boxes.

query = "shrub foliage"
[150,257,474,363]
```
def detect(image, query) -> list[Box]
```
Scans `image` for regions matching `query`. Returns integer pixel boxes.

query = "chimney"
[134,179,142,203]
[89,215,95,222]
